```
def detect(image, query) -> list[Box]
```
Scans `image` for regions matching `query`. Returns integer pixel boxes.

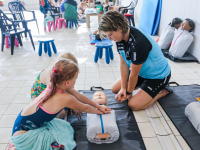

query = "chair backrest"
[0,9,15,33]
[8,2,26,20]
[127,0,138,14]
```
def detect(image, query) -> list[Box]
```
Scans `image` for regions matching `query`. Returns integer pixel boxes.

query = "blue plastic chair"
[118,0,138,26]
[66,19,77,28]
[8,2,39,37]
[38,38,57,57]
[94,42,114,64]
[0,9,35,55]
[40,1,62,22]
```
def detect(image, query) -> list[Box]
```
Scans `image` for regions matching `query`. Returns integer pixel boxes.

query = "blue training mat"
[89,34,111,44]
[138,0,162,36]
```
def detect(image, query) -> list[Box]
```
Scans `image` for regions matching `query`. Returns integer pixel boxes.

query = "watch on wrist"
[126,90,132,95]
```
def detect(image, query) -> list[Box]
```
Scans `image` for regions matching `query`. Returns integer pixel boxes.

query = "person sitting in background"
[64,0,80,26]
[158,18,182,50]
[169,18,195,57]
[103,0,109,12]
[78,0,88,14]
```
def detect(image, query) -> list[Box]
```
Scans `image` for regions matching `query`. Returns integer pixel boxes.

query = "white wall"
[133,0,200,61]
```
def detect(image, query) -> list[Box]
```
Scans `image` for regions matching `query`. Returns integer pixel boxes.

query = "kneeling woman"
[99,11,171,110]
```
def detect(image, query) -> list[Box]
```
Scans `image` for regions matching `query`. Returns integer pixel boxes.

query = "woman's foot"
[78,24,81,27]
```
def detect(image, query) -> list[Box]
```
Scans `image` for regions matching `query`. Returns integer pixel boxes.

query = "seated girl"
[11,59,111,150]
[103,0,109,12]
[64,0,80,26]
[31,52,79,119]
[78,0,88,14]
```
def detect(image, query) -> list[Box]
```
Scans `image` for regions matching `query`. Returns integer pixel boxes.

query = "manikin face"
[181,20,192,31]
[103,28,123,42]
[92,91,107,105]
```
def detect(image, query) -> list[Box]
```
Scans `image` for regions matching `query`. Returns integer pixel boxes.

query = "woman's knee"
[111,85,119,94]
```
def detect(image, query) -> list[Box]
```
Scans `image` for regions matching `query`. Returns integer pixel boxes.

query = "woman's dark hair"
[37,59,79,109]
[185,18,195,32]
[98,11,129,38]
[171,18,182,27]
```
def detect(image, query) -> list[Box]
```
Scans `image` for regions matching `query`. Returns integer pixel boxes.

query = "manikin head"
[181,19,195,32]
[92,91,107,105]
[170,18,182,29]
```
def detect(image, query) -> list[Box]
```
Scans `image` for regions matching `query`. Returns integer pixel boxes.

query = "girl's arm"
[67,88,111,113]
[63,94,103,114]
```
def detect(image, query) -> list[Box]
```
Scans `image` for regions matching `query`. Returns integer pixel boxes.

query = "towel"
[11,118,76,150]
[87,110,119,144]
[44,16,53,28]
[185,102,200,134]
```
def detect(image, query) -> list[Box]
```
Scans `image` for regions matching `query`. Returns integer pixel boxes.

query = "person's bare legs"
[112,77,169,110]
[128,88,169,111]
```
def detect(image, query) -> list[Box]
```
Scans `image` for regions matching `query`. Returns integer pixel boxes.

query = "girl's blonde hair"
[98,11,129,38]
[105,0,109,3]
[57,52,78,65]
[37,59,79,107]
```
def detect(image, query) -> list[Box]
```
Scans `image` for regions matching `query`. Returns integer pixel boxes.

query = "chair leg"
[51,42,57,54]
[28,31,35,50]
[47,42,52,57]
[10,34,15,55]
[69,20,72,28]
[35,20,40,34]
[38,42,43,56]
[48,22,51,32]
[105,48,110,64]
[72,21,74,28]
[94,48,99,62]
[5,36,9,48]
[63,20,66,28]
[55,19,58,28]
[15,37,19,47]
[74,20,77,28]
[66,20,68,28]
[17,34,23,46]
[1,33,5,52]
[22,22,28,37]
[109,48,114,60]
[44,43,47,53]
[99,48,103,59]
[131,16,135,26]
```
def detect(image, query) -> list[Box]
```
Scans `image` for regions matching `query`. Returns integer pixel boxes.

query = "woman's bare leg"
[128,89,169,110]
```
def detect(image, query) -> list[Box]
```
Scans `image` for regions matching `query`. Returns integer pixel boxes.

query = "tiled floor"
[0,10,200,150]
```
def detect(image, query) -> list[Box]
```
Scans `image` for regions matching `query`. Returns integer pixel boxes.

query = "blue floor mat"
[138,0,162,35]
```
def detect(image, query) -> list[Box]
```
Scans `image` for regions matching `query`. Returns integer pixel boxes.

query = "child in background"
[103,0,109,12]
[78,0,88,14]
[93,30,102,41]
[11,59,111,150]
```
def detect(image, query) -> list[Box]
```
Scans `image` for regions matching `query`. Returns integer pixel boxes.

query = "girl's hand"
[97,105,111,114]
[71,109,83,120]
[115,88,127,103]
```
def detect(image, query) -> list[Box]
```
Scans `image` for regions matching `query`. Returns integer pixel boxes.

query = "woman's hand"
[71,109,83,120]
[115,88,127,103]
[97,105,112,114]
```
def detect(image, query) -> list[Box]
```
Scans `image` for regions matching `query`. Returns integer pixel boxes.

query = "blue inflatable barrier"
[138,0,162,35]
